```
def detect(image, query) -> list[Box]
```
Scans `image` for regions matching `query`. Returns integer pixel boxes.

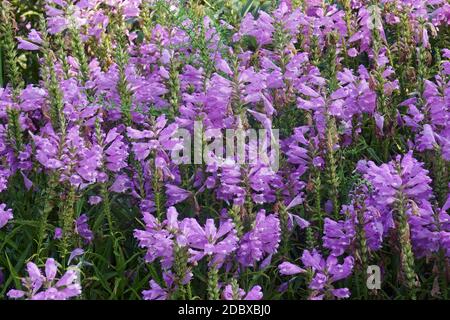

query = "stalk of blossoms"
[94,121,119,247]
[60,185,77,260]
[0,1,24,154]
[417,47,447,208]
[416,46,429,103]
[229,278,241,300]
[68,17,90,88]
[59,125,95,260]
[395,7,415,97]
[95,22,113,71]
[151,153,165,220]
[323,33,341,219]
[310,159,323,226]
[112,12,133,126]
[394,191,417,300]
[139,1,153,41]
[433,207,449,300]
[434,54,449,206]
[368,2,398,160]
[172,243,190,299]
[339,0,355,66]
[291,0,304,10]
[305,219,316,250]
[35,17,69,258]
[299,135,321,252]
[36,174,60,257]
[54,33,71,79]
[432,148,449,207]
[273,20,291,75]
[0,1,24,96]
[303,114,323,243]
[183,17,215,85]
[207,262,220,300]
[242,164,255,225]
[168,211,192,299]
[39,17,66,134]
[311,154,323,227]
[351,186,370,299]
[187,216,239,301]
[109,13,148,205]
[228,56,255,223]
[361,153,425,299]
[309,35,321,68]
[113,10,149,207]
[228,205,244,238]
[167,56,181,119]
[277,202,291,257]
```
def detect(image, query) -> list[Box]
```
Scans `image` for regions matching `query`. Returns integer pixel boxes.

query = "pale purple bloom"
[7,258,81,300]
[68,248,85,265]
[323,218,356,256]
[17,38,40,51]
[88,196,102,205]
[222,284,263,300]
[0,203,13,229]
[75,214,94,243]
[301,249,354,299]
[143,280,168,300]
[134,211,174,269]
[54,227,63,239]
[183,217,238,266]
[165,184,191,206]
[278,262,305,275]
[237,210,281,267]
[359,151,445,257]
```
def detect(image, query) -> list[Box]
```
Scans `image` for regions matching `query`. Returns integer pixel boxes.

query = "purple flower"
[16,38,40,51]
[165,184,191,206]
[127,115,181,161]
[237,210,281,267]
[134,211,175,269]
[54,227,63,240]
[27,29,42,44]
[416,124,437,151]
[143,280,168,300]
[322,218,356,256]
[183,217,238,266]
[68,248,85,265]
[222,284,263,300]
[75,214,94,243]
[331,288,350,299]
[207,158,246,206]
[301,249,354,300]
[361,151,433,206]
[359,151,442,256]
[88,196,102,205]
[278,262,305,275]
[0,203,13,229]
[7,258,81,300]
[339,195,384,252]
[110,174,131,193]
[235,11,274,45]
[103,128,129,173]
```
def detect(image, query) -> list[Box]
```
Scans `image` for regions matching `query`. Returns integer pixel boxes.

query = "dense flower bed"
[0,0,449,300]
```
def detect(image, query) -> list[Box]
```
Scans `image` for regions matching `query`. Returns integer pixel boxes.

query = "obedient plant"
[7,257,82,300]
[0,0,449,300]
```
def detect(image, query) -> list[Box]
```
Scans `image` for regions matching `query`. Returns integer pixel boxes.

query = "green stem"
[207,263,220,300]
[395,193,417,299]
